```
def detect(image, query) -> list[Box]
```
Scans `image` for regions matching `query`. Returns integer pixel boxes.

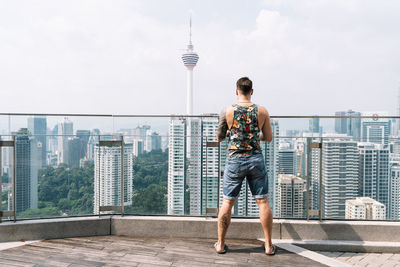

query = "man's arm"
[260,108,273,142]
[217,107,228,142]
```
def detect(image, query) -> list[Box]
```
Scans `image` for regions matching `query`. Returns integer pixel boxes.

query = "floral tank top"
[227,104,262,159]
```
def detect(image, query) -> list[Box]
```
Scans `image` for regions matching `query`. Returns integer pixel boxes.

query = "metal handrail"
[0,112,399,119]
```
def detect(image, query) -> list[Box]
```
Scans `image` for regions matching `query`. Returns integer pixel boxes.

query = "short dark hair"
[236,77,252,94]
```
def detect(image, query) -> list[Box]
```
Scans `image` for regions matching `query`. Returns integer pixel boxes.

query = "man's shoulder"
[223,106,234,114]
[257,105,268,115]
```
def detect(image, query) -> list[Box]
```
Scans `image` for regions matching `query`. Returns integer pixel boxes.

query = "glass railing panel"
[0,114,398,222]
[123,134,168,215]
[12,133,96,220]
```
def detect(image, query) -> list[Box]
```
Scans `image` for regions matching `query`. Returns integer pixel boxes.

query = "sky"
[0,0,400,117]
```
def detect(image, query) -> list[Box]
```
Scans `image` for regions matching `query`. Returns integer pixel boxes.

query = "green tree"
[126,149,168,214]
[129,184,167,214]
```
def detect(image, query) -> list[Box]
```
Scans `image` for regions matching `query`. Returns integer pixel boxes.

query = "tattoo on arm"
[217,108,228,141]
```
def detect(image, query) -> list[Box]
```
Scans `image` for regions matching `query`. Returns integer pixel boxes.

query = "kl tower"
[181,16,199,115]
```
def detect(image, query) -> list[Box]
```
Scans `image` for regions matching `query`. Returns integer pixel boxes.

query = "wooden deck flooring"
[0,236,327,266]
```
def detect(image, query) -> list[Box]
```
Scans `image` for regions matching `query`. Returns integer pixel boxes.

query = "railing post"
[13,135,16,222]
[306,137,311,221]
[306,137,322,221]
[97,134,101,216]
[121,136,124,217]
[319,137,323,221]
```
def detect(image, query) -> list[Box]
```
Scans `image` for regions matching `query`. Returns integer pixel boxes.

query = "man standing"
[215,77,275,255]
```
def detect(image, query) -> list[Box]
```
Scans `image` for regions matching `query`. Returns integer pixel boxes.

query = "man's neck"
[237,95,252,104]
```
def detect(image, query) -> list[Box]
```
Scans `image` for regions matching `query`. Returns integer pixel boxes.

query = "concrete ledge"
[279,219,400,242]
[1,215,400,251]
[111,216,281,239]
[0,216,110,242]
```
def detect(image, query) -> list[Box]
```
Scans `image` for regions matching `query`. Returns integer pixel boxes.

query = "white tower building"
[167,118,186,215]
[277,174,306,218]
[322,140,359,219]
[94,144,134,214]
[57,118,73,165]
[345,197,386,220]
[181,17,199,115]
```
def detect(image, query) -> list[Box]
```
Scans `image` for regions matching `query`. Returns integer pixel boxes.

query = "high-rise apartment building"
[27,116,47,167]
[345,197,386,220]
[277,174,305,218]
[358,143,389,217]
[361,112,389,145]
[322,140,359,219]
[145,130,162,152]
[93,143,134,214]
[309,117,320,133]
[76,130,91,158]
[279,150,297,175]
[86,129,100,161]
[14,128,41,213]
[57,118,73,165]
[347,110,361,139]
[335,111,347,134]
[167,118,186,215]
[66,137,84,168]
[199,117,219,215]
[389,162,400,220]
[335,110,361,139]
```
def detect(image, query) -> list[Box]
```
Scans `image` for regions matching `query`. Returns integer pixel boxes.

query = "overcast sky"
[1,0,399,117]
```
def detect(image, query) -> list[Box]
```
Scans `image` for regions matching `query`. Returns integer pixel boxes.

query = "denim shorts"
[222,153,268,200]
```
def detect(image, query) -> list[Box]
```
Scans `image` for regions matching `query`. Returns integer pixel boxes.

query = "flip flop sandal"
[265,244,277,256]
[214,242,228,254]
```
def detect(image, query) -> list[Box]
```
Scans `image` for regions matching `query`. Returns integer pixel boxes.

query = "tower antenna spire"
[189,14,192,45]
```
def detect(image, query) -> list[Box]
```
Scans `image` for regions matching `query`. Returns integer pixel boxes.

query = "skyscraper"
[145,130,162,152]
[358,143,389,217]
[389,163,400,220]
[93,143,134,214]
[27,116,47,167]
[14,128,41,213]
[87,129,100,161]
[335,110,361,139]
[167,118,186,215]
[361,112,389,145]
[57,118,73,165]
[76,130,91,158]
[322,140,359,219]
[309,117,320,133]
[278,149,297,175]
[66,137,84,168]
[277,174,305,218]
[346,110,361,139]
[334,111,347,134]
